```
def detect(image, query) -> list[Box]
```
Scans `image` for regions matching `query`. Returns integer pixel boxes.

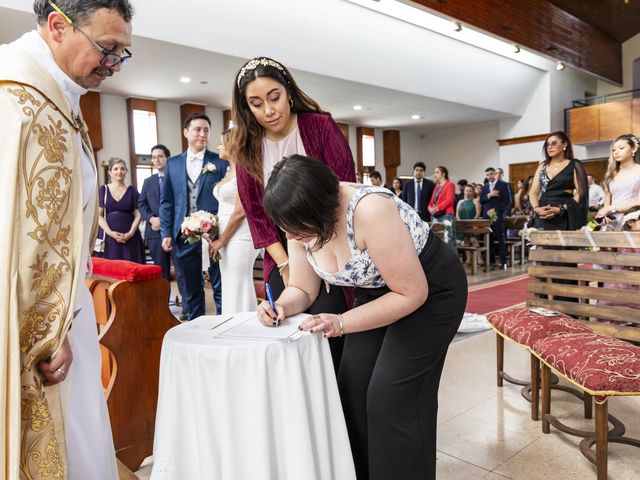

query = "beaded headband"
[236,58,287,88]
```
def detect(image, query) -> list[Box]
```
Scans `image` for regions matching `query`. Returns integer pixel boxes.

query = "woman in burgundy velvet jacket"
[230,57,356,370]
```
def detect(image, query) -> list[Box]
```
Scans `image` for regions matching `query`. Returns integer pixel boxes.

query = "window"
[362,134,375,167]
[132,110,158,155]
[127,98,157,189]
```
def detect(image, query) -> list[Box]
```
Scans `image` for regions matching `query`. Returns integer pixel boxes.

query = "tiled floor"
[137,267,640,479]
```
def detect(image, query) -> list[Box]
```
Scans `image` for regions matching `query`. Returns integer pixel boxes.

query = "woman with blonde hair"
[596,134,640,231]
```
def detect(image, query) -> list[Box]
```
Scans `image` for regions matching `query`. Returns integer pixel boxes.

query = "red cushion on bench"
[91,257,161,282]
[533,332,640,397]
[487,306,591,348]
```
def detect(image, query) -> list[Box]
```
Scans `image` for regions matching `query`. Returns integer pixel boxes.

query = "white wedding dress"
[214,177,260,314]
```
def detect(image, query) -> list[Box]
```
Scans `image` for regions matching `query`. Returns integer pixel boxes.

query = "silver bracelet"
[337,313,345,337]
[277,260,289,275]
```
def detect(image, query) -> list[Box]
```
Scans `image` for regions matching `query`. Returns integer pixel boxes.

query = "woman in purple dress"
[98,157,145,263]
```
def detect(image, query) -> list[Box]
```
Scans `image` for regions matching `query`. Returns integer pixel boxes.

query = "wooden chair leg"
[530,355,540,421]
[584,391,593,419]
[595,401,608,480]
[496,334,504,387]
[471,251,477,276]
[541,364,551,434]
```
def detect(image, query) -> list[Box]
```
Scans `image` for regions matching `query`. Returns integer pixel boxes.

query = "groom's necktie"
[416,181,422,212]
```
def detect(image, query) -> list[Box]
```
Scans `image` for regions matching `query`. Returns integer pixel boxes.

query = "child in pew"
[597,206,640,320]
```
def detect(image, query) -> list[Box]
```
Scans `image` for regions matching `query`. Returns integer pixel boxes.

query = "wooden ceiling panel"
[410,0,624,84]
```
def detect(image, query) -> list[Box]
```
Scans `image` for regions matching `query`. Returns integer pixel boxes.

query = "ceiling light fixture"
[556,62,565,71]
[179,76,191,83]
[411,114,421,120]
[353,105,363,111]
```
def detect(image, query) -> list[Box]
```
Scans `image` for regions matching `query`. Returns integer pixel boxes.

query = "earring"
[289,97,294,108]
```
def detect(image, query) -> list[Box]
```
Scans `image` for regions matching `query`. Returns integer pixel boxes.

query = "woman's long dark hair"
[264,155,340,250]
[231,57,327,182]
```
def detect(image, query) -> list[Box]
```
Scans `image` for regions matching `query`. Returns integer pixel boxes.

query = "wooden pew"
[88,258,180,473]
[456,219,491,275]
[488,231,640,479]
[505,215,529,266]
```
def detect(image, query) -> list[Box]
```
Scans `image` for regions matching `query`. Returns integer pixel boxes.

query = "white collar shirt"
[186,149,205,183]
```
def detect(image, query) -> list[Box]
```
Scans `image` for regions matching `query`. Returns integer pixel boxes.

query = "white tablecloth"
[151,313,356,480]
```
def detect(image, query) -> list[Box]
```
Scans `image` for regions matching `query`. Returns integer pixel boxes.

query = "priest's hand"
[38,337,73,386]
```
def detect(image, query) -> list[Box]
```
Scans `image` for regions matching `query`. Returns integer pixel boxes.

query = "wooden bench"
[456,219,491,275]
[505,215,529,266]
[487,231,640,479]
[88,257,180,473]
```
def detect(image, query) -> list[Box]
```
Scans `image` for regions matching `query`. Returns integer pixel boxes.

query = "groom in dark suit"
[480,167,511,269]
[401,161,435,221]
[160,114,229,319]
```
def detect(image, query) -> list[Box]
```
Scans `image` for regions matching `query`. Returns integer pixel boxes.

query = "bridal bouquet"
[180,210,221,261]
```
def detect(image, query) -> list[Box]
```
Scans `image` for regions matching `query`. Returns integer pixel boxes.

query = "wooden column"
[222,109,232,131]
[180,103,206,151]
[79,90,102,164]
[336,122,350,142]
[383,129,401,184]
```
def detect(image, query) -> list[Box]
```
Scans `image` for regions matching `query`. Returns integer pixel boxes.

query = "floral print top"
[305,186,430,288]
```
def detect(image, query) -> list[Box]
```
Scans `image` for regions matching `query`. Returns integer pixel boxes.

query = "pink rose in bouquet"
[180,210,221,261]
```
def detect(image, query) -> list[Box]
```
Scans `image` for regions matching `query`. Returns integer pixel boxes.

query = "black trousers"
[489,216,507,265]
[338,232,467,480]
[268,267,345,372]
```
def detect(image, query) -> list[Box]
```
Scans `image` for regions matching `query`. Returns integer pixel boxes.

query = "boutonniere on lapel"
[202,163,217,175]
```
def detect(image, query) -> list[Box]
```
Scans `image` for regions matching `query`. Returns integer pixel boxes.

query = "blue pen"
[265,282,279,324]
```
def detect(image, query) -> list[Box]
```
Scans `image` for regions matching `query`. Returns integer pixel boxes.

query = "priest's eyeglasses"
[48,1,133,68]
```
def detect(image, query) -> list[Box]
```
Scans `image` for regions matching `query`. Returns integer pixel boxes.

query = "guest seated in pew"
[257,155,467,480]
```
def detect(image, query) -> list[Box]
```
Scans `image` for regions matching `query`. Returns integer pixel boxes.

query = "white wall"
[97,94,130,185]
[499,74,550,139]
[156,101,182,157]
[417,122,500,184]
[549,67,598,132]
[597,32,640,95]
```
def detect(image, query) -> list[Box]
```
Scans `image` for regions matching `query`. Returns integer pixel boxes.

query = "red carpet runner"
[465,275,530,315]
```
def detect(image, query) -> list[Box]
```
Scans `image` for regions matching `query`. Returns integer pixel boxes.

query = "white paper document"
[216,313,311,341]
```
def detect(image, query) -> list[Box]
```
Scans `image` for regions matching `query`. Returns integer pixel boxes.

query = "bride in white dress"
[211,132,260,314]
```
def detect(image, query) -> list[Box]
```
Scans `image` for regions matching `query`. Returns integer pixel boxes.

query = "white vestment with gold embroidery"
[0,31,117,480]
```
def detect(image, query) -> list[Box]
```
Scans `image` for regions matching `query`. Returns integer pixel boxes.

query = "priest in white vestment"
[0,1,133,478]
